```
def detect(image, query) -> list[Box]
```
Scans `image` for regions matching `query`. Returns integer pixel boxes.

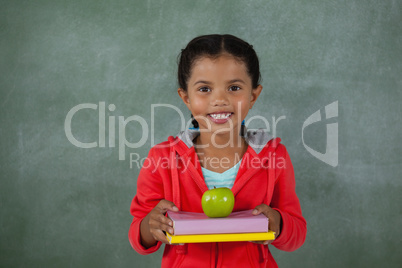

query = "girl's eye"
[229,86,241,91]
[198,87,211,92]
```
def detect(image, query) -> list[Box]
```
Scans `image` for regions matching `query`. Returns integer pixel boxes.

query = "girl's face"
[178,54,262,138]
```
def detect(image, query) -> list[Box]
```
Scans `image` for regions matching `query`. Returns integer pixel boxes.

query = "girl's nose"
[211,89,229,106]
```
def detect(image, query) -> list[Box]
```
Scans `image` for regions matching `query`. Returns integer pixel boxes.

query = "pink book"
[166,209,268,235]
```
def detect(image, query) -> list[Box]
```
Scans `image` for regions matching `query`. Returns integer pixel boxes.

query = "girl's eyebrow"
[227,79,246,84]
[193,80,212,86]
[193,79,246,86]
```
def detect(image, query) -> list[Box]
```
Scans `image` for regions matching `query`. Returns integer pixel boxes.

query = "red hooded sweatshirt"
[129,128,306,267]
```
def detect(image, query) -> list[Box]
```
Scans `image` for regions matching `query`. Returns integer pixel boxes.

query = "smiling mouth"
[208,113,233,120]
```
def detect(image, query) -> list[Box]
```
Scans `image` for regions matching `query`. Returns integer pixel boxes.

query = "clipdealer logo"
[302,101,338,167]
[64,101,338,168]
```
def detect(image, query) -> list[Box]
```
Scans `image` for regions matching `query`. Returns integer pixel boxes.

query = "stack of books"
[165,209,275,244]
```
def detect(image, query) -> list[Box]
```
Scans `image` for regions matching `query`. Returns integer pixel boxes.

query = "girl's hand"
[251,204,282,245]
[140,199,179,248]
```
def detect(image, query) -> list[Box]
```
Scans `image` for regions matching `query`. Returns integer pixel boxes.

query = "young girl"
[129,34,306,267]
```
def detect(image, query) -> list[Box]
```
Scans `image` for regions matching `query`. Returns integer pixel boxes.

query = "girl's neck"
[193,131,248,171]
[195,132,245,149]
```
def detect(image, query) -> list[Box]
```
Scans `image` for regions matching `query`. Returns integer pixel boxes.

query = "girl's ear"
[177,88,190,105]
[250,84,263,109]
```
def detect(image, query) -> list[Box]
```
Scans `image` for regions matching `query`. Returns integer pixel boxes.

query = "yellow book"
[166,231,275,244]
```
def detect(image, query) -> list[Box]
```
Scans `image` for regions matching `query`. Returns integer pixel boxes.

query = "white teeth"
[210,113,231,119]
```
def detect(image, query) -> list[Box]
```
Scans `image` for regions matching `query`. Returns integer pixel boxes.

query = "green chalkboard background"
[1,0,401,267]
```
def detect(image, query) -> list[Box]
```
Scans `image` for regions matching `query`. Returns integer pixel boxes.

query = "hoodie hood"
[174,127,277,155]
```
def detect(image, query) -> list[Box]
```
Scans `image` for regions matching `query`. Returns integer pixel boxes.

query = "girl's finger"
[158,212,174,226]
[152,229,170,244]
[251,240,273,245]
[252,204,265,215]
[149,218,174,234]
[156,200,179,213]
[149,211,173,227]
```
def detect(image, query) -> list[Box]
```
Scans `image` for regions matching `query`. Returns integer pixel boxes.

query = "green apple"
[201,187,235,218]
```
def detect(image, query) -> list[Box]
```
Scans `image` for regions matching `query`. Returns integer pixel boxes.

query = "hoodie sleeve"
[128,147,165,255]
[270,144,307,252]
